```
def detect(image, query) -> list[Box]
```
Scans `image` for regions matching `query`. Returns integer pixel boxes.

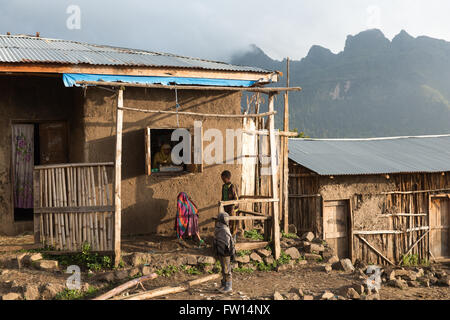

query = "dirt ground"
[0,234,449,300]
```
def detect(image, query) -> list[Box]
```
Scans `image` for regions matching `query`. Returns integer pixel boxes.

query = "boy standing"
[220,170,239,238]
[213,210,235,293]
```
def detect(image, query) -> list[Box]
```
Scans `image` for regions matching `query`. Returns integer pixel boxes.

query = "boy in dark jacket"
[213,210,235,293]
[220,170,239,238]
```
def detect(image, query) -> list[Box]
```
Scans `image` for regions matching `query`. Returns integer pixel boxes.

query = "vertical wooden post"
[114,87,124,266]
[282,57,290,233]
[268,93,281,259]
[33,169,41,244]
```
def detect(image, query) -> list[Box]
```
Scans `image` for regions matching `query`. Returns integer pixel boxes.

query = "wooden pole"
[114,87,124,266]
[93,273,158,300]
[282,57,290,233]
[268,93,281,259]
[120,274,221,300]
[118,106,276,118]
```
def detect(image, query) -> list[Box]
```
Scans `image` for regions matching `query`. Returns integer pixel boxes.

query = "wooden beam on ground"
[113,88,124,267]
[119,274,221,300]
[236,241,271,251]
[118,106,276,118]
[93,273,158,300]
[357,234,394,265]
[76,81,302,94]
[268,93,281,260]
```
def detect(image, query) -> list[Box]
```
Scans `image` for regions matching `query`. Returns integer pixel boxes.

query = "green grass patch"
[156,265,179,277]
[55,286,99,300]
[244,229,264,241]
[281,231,299,239]
[45,243,113,272]
[236,250,252,257]
[233,266,254,273]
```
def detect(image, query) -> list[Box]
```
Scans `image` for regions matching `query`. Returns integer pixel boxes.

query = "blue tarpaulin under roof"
[62,73,258,88]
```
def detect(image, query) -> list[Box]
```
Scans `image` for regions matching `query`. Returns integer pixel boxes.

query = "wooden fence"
[33,162,114,252]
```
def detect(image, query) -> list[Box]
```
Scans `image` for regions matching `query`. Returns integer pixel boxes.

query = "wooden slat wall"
[33,163,114,252]
[288,165,450,265]
[288,162,321,236]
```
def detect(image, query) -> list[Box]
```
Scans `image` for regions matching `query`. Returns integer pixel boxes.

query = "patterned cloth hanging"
[12,124,34,208]
[175,192,199,239]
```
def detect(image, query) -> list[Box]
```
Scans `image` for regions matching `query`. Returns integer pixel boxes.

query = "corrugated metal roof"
[289,135,450,175]
[0,34,270,73]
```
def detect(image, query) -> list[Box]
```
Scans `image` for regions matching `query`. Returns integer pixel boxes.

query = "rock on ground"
[128,252,152,267]
[35,260,59,271]
[41,283,64,300]
[24,285,40,300]
[250,252,262,263]
[256,249,271,257]
[346,287,360,299]
[114,269,129,281]
[339,259,355,272]
[321,291,334,300]
[288,224,297,234]
[264,256,275,265]
[327,255,339,264]
[305,243,325,253]
[284,247,301,260]
[235,255,250,264]
[273,291,284,300]
[2,292,22,300]
[301,232,315,242]
[197,256,216,265]
[186,255,198,265]
[304,253,322,261]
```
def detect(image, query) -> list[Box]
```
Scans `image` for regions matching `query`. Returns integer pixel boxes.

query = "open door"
[39,122,68,164]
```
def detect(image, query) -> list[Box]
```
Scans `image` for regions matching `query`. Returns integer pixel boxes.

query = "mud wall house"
[0,34,280,243]
[288,136,450,265]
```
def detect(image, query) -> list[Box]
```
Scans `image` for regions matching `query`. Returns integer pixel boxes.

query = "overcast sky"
[1,0,450,61]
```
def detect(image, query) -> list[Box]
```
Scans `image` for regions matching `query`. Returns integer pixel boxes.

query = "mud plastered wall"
[81,87,242,236]
[0,75,84,235]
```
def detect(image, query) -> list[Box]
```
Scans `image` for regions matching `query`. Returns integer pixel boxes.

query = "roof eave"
[0,62,279,83]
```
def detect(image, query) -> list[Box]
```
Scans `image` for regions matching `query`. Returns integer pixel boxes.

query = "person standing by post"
[213,210,235,293]
[220,170,239,239]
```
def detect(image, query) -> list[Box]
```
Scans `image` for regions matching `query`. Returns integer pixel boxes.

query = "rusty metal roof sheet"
[289,134,450,175]
[0,34,270,73]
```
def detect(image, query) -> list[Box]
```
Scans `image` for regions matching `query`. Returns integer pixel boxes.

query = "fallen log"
[92,273,158,300]
[118,273,221,300]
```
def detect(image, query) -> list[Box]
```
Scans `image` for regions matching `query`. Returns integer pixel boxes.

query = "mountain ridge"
[230,29,450,138]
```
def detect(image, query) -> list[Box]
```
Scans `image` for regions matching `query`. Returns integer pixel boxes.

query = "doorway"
[323,199,351,258]
[12,121,68,221]
[429,195,450,259]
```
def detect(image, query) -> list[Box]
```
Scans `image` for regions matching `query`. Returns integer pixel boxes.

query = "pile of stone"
[384,266,449,289]
[0,279,77,300]
[280,229,356,274]
[273,288,316,300]
[16,252,59,271]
